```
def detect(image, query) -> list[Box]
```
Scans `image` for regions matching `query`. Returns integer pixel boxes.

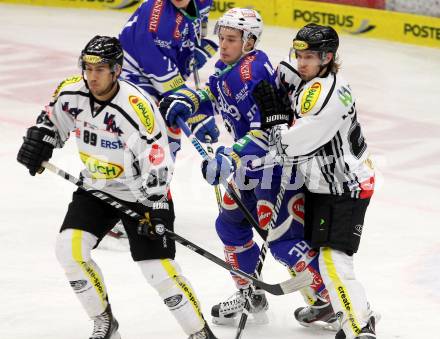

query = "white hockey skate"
[90,305,121,339]
[335,311,381,339]
[211,288,269,326]
[294,297,339,332]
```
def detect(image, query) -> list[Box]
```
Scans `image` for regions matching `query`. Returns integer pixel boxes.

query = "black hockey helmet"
[79,35,123,71]
[292,23,339,54]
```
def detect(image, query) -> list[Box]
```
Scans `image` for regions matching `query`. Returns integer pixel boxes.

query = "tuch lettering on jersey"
[239,55,256,82]
[129,95,155,134]
[79,152,124,179]
[149,0,165,33]
[301,82,321,115]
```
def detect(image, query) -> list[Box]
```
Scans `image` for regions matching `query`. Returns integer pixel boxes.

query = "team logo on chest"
[103,113,123,136]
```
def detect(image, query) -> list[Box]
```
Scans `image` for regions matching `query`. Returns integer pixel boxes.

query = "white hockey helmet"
[214,8,264,49]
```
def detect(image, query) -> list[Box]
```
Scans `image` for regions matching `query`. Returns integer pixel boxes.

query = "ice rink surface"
[1,4,440,339]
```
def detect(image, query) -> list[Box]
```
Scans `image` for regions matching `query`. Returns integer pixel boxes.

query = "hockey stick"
[176,117,264,237]
[205,136,222,212]
[191,63,222,212]
[41,161,309,296]
[235,161,294,339]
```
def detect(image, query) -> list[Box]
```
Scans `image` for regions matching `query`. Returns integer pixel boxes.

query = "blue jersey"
[205,50,281,178]
[119,0,212,100]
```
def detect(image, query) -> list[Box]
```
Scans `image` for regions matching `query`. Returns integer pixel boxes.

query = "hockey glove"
[252,80,291,130]
[188,113,220,143]
[201,146,240,186]
[159,87,200,128]
[137,197,173,240]
[17,126,56,176]
[194,38,218,69]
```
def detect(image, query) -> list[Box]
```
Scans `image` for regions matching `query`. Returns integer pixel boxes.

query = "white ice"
[1,4,439,339]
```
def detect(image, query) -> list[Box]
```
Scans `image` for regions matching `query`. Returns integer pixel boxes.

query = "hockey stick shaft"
[41,161,307,295]
[205,136,222,212]
[177,117,263,235]
[191,64,223,211]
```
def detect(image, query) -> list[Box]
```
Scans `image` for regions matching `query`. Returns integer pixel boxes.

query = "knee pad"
[55,229,98,271]
[55,229,107,317]
[138,259,205,335]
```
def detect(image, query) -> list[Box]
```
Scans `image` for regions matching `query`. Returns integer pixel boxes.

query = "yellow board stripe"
[161,259,204,321]
[322,247,362,336]
[72,230,107,307]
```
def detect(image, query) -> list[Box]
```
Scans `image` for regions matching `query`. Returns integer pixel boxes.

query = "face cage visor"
[214,21,260,49]
[78,54,120,72]
[289,39,332,63]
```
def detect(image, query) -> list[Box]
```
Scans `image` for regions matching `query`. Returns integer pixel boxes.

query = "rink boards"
[0,0,439,48]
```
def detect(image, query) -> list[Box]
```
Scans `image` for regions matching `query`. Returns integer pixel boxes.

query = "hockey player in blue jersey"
[119,0,219,154]
[160,8,336,328]
[115,0,219,242]
[119,0,216,102]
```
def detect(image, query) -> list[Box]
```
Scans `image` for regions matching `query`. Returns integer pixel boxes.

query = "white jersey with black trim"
[36,75,174,202]
[276,60,375,197]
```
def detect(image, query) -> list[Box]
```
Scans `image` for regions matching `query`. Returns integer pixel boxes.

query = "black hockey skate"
[294,297,339,331]
[90,304,121,339]
[188,322,218,339]
[335,313,379,339]
[211,287,268,326]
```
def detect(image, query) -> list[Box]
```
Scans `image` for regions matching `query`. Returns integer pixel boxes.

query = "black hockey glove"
[137,197,173,240]
[252,80,291,130]
[17,126,56,176]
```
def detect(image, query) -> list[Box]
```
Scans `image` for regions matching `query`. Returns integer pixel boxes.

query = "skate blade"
[212,316,236,326]
[299,320,340,332]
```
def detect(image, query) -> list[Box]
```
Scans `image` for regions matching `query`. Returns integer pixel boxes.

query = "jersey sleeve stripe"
[107,102,140,131]
[315,73,337,116]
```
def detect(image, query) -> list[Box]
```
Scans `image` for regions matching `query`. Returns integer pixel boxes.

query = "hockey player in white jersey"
[17,36,216,339]
[262,24,378,339]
